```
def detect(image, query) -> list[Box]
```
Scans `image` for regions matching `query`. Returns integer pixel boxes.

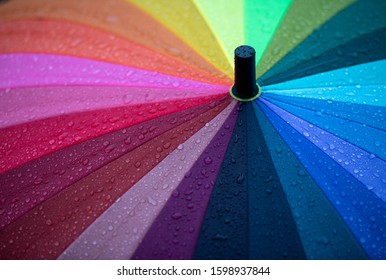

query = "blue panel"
[253,102,367,259]
[264,94,386,131]
[264,96,386,161]
[262,85,386,107]
[263,60,386,90]
[258,100,386,259]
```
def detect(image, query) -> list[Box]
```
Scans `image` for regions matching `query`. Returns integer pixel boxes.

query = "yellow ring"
[229,83,261,102]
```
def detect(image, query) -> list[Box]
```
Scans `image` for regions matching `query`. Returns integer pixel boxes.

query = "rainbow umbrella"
[0,0,385,260]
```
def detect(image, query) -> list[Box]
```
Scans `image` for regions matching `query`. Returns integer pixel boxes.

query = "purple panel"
[132,104,239,259]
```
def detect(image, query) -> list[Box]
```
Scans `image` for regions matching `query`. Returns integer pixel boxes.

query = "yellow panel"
[193,0,244,67]
[129,0,233,77]
[256,0,356,78]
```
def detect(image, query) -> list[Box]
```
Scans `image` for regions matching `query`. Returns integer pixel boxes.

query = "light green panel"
[256,0,356,78]
[130,0,233,77]
[244,0,292,65]
[193,0,244,67]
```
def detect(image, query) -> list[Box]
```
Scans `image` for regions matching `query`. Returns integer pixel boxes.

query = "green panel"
[256,0,356,78]
[194,0,244,67]
[245,0,292,65]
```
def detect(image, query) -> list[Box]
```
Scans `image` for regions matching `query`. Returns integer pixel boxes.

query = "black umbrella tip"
[230,45,261,102]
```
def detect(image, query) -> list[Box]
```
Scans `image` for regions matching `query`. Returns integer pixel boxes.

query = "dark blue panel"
[246,102,305,259]
[258,100,386,259]
[194,105,249,259]
[263,96,386,160]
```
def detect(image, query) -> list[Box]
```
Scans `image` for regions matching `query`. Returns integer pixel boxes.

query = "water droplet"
[147,197,157,206]
[237,173,245,184]
[264,176,274,183]
[34,178,43,185]
[172,212,182,219]
[177,144,184,150]
[104,144,116,153]
[212,234,227,241]
[109,117,120,123]
[124,137,132,145]
[204,156,213,165]
[46,219,53,226]
[297,169,307,177]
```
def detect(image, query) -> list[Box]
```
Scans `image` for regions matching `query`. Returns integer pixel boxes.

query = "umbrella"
[0,0,385,260]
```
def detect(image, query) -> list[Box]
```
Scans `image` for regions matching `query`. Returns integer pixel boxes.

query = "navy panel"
[247,102,306,259]
[194,105,249,259]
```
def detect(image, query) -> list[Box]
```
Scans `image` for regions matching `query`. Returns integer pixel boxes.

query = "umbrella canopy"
[0,0,385,260]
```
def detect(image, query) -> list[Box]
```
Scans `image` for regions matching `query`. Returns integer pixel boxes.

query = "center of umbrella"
[230,45,261,102]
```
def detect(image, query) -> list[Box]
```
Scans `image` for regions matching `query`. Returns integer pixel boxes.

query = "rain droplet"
[46,219,53,226]
[109,117,120,123]
[177,144,184,150]
[237,173,245,184]
[265,188,273,194]
[34,178,43,185]
[172,212,182,219]
[124,137,132,145]
[204,156,213,165]
[264,176,274,183]
[147,197,157,206]
[104,144,116,153]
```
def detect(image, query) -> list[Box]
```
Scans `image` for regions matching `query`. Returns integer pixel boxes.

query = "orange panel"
[0,0,231,84]
[0,19,230,85]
